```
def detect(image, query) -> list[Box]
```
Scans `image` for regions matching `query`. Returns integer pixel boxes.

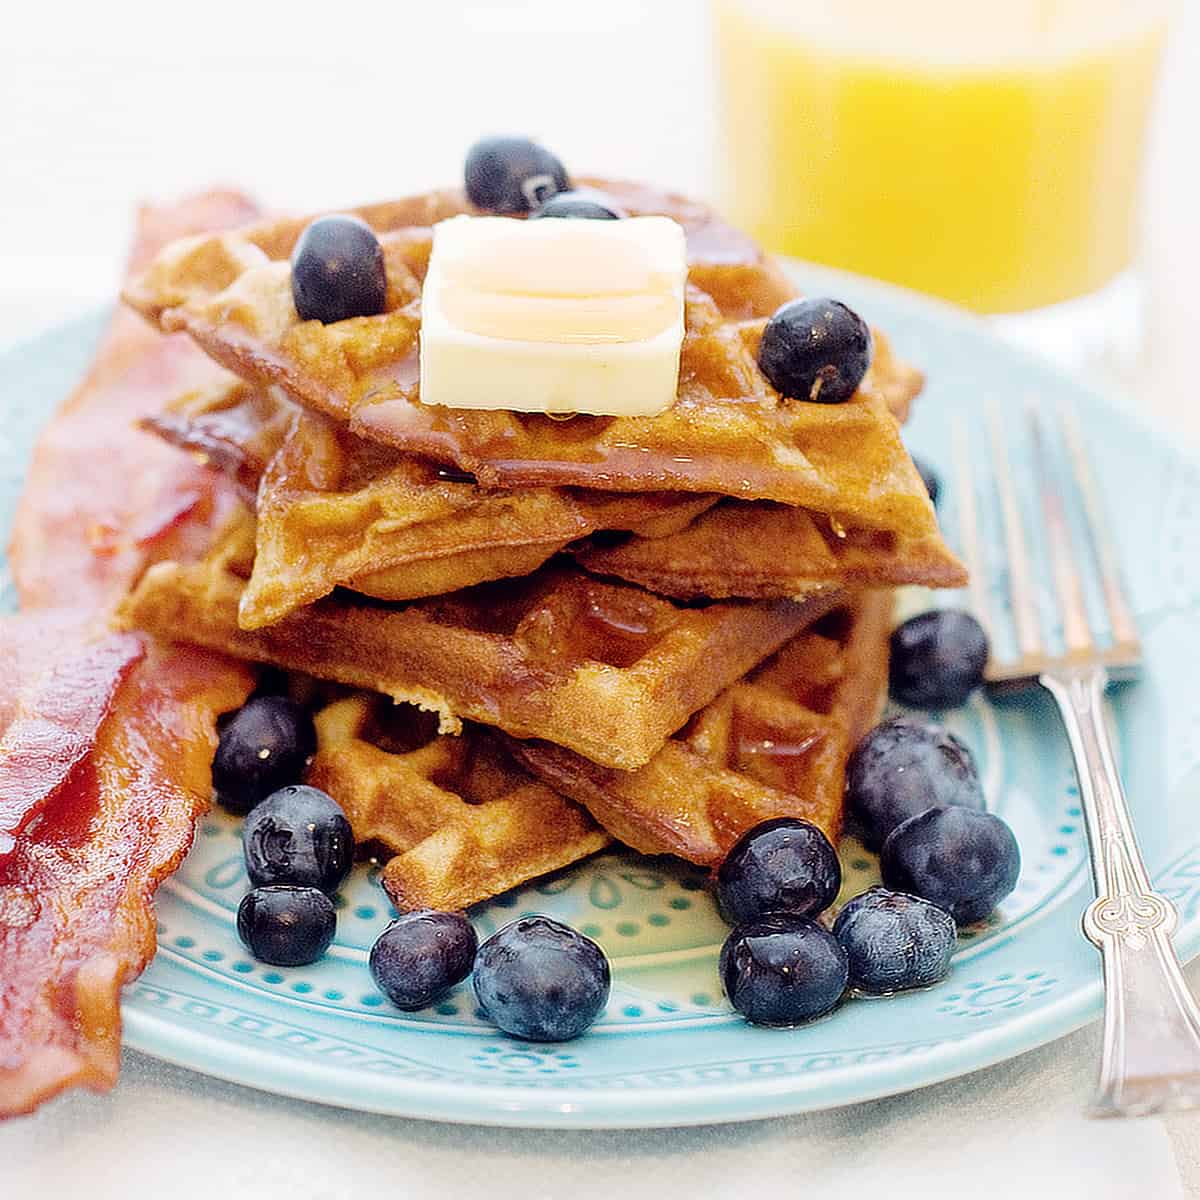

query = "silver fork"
[954,401,1200,1117]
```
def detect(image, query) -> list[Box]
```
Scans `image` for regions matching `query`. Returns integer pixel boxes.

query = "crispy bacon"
[0,633,248,1114]
[9,324,246,615]
[0,192,258,1117]
[0,630,144,856]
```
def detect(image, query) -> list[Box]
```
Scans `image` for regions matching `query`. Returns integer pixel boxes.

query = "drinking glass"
[712,0,1172,378]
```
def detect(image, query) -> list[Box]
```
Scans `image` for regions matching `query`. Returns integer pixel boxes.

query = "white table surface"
[2,3,1200,1195]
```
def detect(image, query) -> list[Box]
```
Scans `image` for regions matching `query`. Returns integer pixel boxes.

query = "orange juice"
[713,0,1169,313]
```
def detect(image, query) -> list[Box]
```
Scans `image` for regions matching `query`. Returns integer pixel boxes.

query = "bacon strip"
[10,315,249,613]
[0,631,144,856]
[0,633,248,1113]
[0,192,258,1117]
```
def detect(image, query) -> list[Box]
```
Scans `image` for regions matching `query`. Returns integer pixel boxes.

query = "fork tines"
[954,402,1141,684]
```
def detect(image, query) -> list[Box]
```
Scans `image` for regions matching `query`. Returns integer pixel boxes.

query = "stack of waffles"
[117,181,966,912]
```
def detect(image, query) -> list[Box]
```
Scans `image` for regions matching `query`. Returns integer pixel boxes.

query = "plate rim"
[122,977,1105,1127]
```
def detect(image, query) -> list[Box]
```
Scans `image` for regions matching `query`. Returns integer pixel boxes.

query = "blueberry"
[473,916,610,1042]
[716,818,841,925]
[832,886,956,994]
[846,717,985,852]
[720,915,847,1027]
[881,806,1020,925]
[236,885,336,966]
[913,455,940,505]
[290,215,387,324]
[757,297,872,404]
[242,785,354,893]
[464,136,570,214]
[889,609,990,709]
[531,189,625,220]
[212,696,317,815]
[369,911,478,1011]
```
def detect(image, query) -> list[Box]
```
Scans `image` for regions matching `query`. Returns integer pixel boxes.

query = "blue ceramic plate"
[4,263,1199,1128]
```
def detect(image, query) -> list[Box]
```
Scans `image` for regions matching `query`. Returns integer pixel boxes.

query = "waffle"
[306,694,609,911]
[147,382,712,627]
[511,592,892,865]
[116,510,842,769]
[577,500,967,599]
[142,377,961,621]
[302,592,888,907]
[124,180,940,537]
[250,410,715,625]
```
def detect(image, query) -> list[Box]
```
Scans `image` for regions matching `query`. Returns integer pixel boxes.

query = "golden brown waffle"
[577,500,967,599]
[116,511,842,769]
[246,408,713,628]
[306,695,608,911]
[147,381,715,625]
[124,180,938,535]
[511,592,892,865]
[142,379,961,620]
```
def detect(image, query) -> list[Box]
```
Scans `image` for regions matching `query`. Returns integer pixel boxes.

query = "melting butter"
[419,214,687,416]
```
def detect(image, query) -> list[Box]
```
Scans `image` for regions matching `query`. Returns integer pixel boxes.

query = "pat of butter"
[419,214,687,416]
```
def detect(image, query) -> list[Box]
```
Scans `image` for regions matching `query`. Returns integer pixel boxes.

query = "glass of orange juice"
[712,0,1171,372]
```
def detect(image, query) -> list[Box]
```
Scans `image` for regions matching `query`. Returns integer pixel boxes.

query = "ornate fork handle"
[1041,665,1200,1117]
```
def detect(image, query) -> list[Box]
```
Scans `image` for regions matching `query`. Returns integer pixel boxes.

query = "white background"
[2,2,1200,1196]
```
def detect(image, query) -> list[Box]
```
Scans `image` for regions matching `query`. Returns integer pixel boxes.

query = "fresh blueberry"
[290,215,387,324]
[716,818,841,925]
[889,609,989,709]
[236,885,336,966]
[913,455,940,505]
[881,806,1020,925]
[473,916,610,1042]
[832,886,956,994]
[757,297,873,404]
[212,696,317,815]
[531,189,625,220]
[720,915,848,1027]
[242,785,354,893]
[846,717,985,852]
[369,911,478,1011]
[464,136,570,214]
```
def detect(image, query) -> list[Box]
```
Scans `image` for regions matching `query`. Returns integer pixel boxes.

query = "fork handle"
[1041,665,1200,1117]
